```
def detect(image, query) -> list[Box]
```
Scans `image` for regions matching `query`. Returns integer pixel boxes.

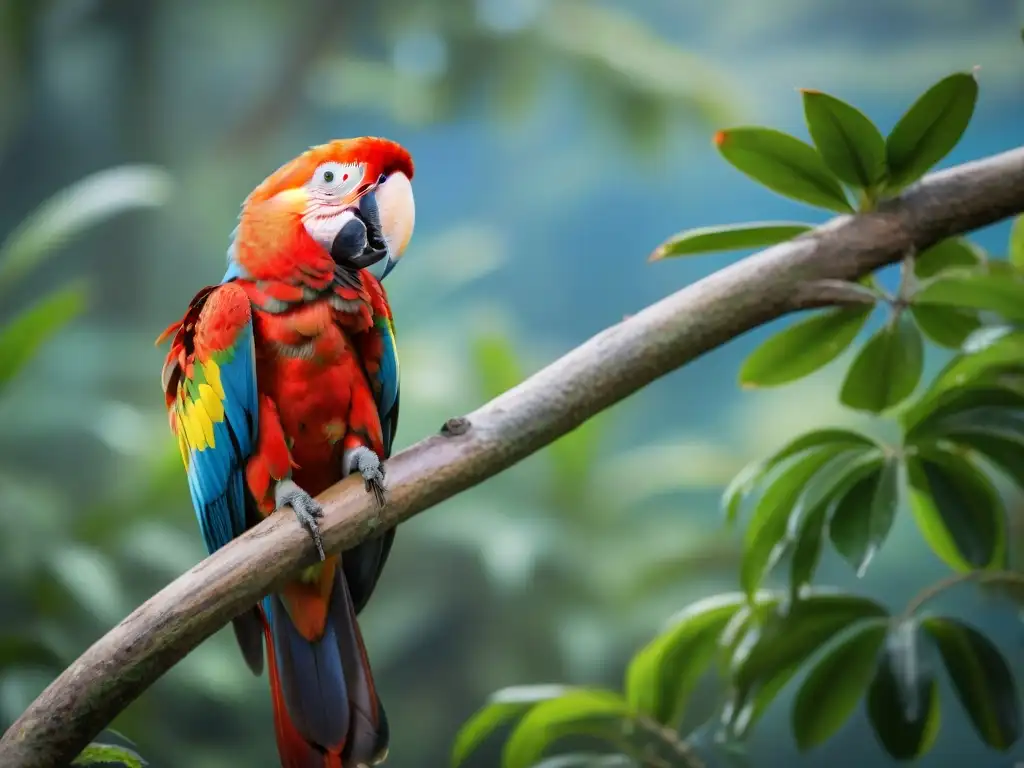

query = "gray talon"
[343,446,387,507]
[275,479,326,561]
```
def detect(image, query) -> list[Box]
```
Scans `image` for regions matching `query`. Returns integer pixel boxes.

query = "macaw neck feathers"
[242,269,374,319]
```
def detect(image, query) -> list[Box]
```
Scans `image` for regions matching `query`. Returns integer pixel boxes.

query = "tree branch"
[3,146,1024,768]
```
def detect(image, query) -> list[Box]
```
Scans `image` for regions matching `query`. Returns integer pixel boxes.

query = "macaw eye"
[377,173,388,185]
[310,162,364,196]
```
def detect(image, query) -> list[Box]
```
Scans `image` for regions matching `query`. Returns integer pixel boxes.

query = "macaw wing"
[343,282,400,613]
[161,282,258,556]
[374,310,400,459]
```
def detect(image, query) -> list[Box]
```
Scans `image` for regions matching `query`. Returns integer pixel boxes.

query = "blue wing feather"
[342,305,401,615]
[172,284,259,556]
[163,281,264,675]
[374,315,400,457]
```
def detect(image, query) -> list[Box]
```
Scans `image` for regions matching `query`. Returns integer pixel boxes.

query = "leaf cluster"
[454,70,1024,767]
[651,71,977,260]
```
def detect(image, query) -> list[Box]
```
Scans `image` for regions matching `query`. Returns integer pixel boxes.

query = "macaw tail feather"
[262,569,389,768]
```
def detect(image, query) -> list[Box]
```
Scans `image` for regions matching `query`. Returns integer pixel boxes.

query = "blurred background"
[0,1,1022,766]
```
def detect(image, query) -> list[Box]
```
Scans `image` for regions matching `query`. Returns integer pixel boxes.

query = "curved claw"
[275,479,326,560]
[343,446,387,508]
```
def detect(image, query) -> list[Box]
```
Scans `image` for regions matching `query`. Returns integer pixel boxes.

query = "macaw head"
[228,137,415,283]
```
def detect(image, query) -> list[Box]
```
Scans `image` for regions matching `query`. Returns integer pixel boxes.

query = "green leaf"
[767,428,879,464]
[741,446,863,596]
[726,593,889,737]
[72,743,147,768]
[912,404,1024,446]
[801,89,886,189]
[722,427,877,523]
[946,431,1024,490]
[626,593,745,725]
[650,221,813,260]
[1010,216,1024,271]
[914,237,983,279]
[789,499,828,595]
[453,686,572,766]
[961,324,1017,354]
[717,594,783,675]
[885,72,978,190]
[936,333,1024,391]
[867,620,941,760]
[714,127,853,213]
[502,690,633,768]
[948,327,1023,369]
[453,704,530,766]
[739,307,872,388]
[839,313,923,413]
[909,304,981,349]
[786,450,884,592]
[827,455,899,576]
[471,333,525,400]
[723,460,769,526]
[0,165,172,292]
[906,447,1005,571]
[913,272,1024,322]
[792,621,888,751]
[923,617,1022,751]
[0,282,89,394]
[904,383,1024,439]
[982,259,1017,278]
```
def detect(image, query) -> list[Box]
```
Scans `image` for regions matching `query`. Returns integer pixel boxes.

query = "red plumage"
[247,273,391,767]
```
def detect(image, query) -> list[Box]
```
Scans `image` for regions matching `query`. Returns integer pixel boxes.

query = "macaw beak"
[363,171,414,281]
[311,171,414,277]
[330,208,388,271]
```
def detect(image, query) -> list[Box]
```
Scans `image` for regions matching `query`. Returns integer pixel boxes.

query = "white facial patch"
[303,207,360,252]
[308,161,365,200]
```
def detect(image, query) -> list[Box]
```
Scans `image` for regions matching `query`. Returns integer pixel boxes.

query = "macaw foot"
[343,446,387,508]
[275,479,326,561]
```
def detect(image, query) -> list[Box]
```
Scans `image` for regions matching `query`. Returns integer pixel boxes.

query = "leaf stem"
[895,246,917,305]
[900,569,1024,621]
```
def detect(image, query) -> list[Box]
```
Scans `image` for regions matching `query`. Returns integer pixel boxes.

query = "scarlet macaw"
[158,137,415,767]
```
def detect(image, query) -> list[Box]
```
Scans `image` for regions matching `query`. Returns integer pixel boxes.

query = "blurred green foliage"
[72,736,148,768]
[0,165,170,763]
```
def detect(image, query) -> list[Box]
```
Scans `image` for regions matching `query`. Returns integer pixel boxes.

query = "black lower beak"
[330,208,388,271]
